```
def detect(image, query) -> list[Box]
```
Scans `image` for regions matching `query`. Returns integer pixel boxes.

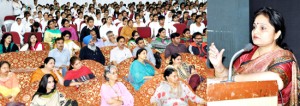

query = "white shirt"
[64,41,80,56]
[99,24,118,40]
[20,43,43,51]
[151,22,177,38]
[113,19,122,25]
[110,47,132,64]
[94,19,103,27]
[74,18,84,31]
[116,23,125,31]
[10,22,25,44]
[12,1,22,15]
[190,23,206,34]
[133,22,146,27]
[40,20,48,32]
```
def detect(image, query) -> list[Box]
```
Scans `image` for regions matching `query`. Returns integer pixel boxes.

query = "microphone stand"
[226,49,245,82]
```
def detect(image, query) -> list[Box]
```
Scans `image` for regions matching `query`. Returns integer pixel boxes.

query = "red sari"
[233,46,299,105]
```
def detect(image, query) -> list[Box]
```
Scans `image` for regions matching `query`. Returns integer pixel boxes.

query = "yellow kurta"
[120,26,137,39]
[30,68,59,83]
[0,72,20,97]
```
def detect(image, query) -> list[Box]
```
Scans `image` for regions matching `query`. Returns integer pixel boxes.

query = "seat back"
[23,32,43,43]
[4,15,16,21]
[173,23,187,35]
[3,31,20,45]
[118,27,123,36]
[137,27,151,38]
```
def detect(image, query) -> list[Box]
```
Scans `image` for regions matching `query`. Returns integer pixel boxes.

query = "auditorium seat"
[4,15,16,21]
[137,27,151,38]
[174,23,187,35]
[99,46,116,65]
[23,32,43,43]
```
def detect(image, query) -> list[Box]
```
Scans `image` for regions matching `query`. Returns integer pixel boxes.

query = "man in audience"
[48,38,70,77]
[80,17,100,42]
[110,36,132,65]
[188,32,207,60]
[79,35,105,65]
[104,31,117,47]
[153,15,176,38]
[165,33,188,58]
[132,37,156,65]
[90,30,104,48]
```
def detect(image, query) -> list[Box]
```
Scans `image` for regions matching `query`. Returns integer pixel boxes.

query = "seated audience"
[133,15,146,27]
[80,17,100,42]
[44,20,62,49]
[128,48,156,91]
[0,33,19,54]
[110,36,132,65]
[180,28,193,43]
[187,13,197,28]
[0,61,20,102]
[27,22,42,33]
[79,35,105,65]
[100,65,134,106]
[117,17,128,30]
[31,74,78,105]
[64,56,95,87]
[48,38,70,77]
[100,16,118,41]
[60,19,78,41]
[90,30,105,48]
[127,30,139,47]
[30,57,64,85]
[165,33,188,58]
[10,17,25,44]
[120,19,137,40]
[190,15,205,34]
[202,28,207,42]
[20,33,44,51]
[152,15,176,38]
[60,31,80,56]
[133,37,156,65]
[188,32,207,60]
[151,28,171,53]
[169,53,203,91]
[150,68,206,105]
[179,11,191,25]
[104,31,117,47]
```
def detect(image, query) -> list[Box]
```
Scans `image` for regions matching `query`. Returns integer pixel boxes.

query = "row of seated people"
[0,51,209,105]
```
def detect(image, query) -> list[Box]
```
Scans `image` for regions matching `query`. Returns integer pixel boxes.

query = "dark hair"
[39,57,55,68]
[195,15,203,22]
[203,28,207,34]
[192,32,203,39]
[116,36,125,42]
[0,61,11,69]
[127,19,133,25]
[158,15,165,20]
[87,17,94,23]
[61,30,72,39]
[61,18,69,27]
[47,20,54,30]
[163,68,176,80]
[172,15,177,21]
[134,48,147,60]
[183,28,190,34]
[69,56,80,70]
[0,33,13,44]
[130,30,138,41]
[27,34,38,50]
[169,53,180,65]
[32,74,57,99]
[104,65,117,81]
[135,37,144,44]
[170,33,180,39]
[54,37,64,43]
[156,28,165,37]
[254,7,287,49]
[122,17,128,21]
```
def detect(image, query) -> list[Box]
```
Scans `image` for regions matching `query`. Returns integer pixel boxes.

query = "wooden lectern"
[206,79,278,106]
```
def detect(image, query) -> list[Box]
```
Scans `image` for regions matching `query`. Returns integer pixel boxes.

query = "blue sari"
[128,60,155,91]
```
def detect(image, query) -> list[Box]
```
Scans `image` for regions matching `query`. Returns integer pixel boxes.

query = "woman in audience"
[120,19,137,40]
[20,33,44,51]
[10,17,25,44]
[28,22,42,33]
[128,48,156,91]
[209,7,299,105]
[150,68,206,105]
[44,20,61,48]
[180,28,193,43]
[133,15,146,27]
[60,30,80,56]
[100,16,118,40]
[202,28,207,43]
[60,19,78,41]
[0,61,20,102]
[116,17,128,30]
[31,74,78,105]
[151,28,171,53]
[66,14,74,25]
[100,65,134,106]
[168,53,203,91]
[30,57,64,85]
[190,15,206,34]
[64,56,95,87]
[0,33,19,54]
[127,30,139,47]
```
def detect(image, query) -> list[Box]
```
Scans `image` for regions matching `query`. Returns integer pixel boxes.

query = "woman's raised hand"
[208,43,225,68]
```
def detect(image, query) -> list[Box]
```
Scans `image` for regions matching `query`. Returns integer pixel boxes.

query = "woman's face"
[196,17,203,23]
[30,35,37,43]
[72,60,82,70]
[46,76,55,91]
[0,63,9,74]
[167,71,179,84]
[252,14,279,47]
[133,32,140,39]
[45,59,55,69]
[173,56,182,65]
[123,19,128,25]
[63,34,70,40]
[159,30,166,38]
[138,50,147,61]
[108,68,118,81]
[49,22,55,29]
[135,16,140,23]
[128,20,133,27]
[184,31,191,38]
[5,36,12,44]
[107,17,112,24]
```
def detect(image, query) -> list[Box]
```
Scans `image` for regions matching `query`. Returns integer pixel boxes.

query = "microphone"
[226,43,253,82]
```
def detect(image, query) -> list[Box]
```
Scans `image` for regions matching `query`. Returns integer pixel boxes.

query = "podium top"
[206,80,278,102]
